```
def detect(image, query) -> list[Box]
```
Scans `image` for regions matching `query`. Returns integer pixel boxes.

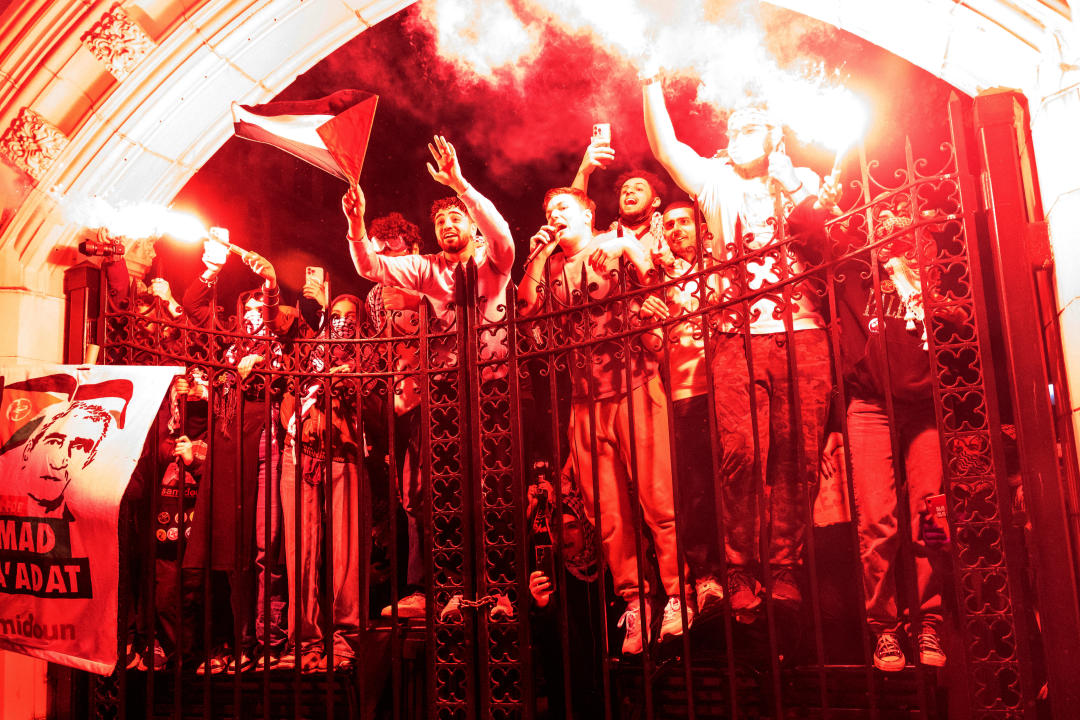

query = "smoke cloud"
[405,0,868,154]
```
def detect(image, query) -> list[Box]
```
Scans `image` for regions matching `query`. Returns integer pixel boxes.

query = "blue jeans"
[848,397,945,633]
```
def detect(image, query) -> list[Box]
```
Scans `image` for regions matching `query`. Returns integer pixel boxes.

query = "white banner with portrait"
[0,365,180,674]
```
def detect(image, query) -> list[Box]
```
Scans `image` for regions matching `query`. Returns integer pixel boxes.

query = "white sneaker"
[659,595,694,640]
[617,598,644,655]
[381,591,426,618]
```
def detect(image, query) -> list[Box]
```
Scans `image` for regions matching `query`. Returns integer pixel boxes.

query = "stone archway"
[0,0,414,364]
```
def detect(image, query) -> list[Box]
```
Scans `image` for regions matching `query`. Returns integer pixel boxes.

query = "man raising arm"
[344,135,514,324]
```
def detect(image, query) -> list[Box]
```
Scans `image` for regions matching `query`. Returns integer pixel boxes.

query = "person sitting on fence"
[519,186,692,655]
[638,200,726,615]
[789,191,949,672]
[363,212,428,620]
[643,71,832,617]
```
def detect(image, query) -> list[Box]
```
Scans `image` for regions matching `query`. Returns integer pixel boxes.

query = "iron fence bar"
[777,258,831,718]
[288,364,304,719]
[383,326,404,720]
[175,378,188,720]
[462,260,488,720]
[260,376,273,720]
[607,262,658,720]
[575,265,618,720]
[863,186,932,720]
[428,274,476,720]
[733,233,785,720]
[320,371,335,717]
[692,201,742,720]
[947,91,1040,718]
[145,393,162,714]
[504,284,534,720]
[657,306,698,720]
[202,374,217,720]
[417,300,439,720]
[355,365,374,720]
[231,376,244,718]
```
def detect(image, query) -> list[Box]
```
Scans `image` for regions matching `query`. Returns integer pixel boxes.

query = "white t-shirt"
[696,158,824,335]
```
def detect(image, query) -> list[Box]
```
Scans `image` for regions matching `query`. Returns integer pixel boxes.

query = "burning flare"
[51,191,207,244]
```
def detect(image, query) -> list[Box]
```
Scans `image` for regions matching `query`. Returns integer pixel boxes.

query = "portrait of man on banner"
[0,365,178,675]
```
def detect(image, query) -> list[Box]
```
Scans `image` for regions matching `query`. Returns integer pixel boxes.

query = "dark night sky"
[163,3,963,310]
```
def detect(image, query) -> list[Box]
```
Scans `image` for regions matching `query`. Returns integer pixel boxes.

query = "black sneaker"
[873,632,906,672]
[726,569,763,614]
[770,567,802,605]
[918,627,946,667]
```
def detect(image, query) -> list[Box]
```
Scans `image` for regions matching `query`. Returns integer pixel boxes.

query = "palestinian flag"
[231,89,378,184]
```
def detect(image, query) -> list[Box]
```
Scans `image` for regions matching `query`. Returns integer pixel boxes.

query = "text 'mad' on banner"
[0,365,180,675]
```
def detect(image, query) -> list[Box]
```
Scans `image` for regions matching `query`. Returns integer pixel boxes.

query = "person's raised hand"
[342,184,366,234]
[301,275,327,309]
[243,252,276,286]
[579,142,615,176]
[148,278,174,301]
[201,237,229,274]
[815,170,842,211]
[426,135,467,194]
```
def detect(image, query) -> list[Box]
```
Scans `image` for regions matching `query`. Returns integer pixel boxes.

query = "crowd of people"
[106,76,953,692]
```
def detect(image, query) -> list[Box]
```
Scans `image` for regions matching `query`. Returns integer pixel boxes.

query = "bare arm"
[570,142,615,194]
[642,79,713,198]
[588,234,653,282]
[517,227,560,317]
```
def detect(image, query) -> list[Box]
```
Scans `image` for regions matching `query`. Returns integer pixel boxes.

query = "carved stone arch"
[0,0,413,362]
